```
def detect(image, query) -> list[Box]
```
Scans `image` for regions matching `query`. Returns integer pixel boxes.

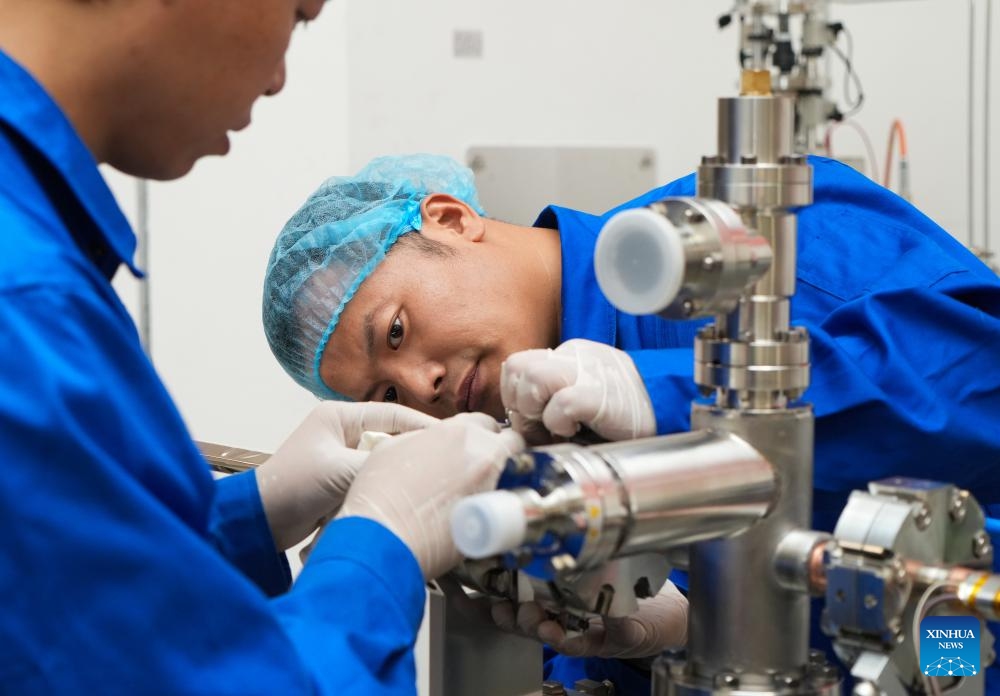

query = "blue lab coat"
[538,157,1000,692]
[0,50,425,694]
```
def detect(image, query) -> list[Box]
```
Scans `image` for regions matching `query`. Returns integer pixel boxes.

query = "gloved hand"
[255,401,438,551]
[501,338,656,444]
[337,414,525,580]
[490,580,688,659]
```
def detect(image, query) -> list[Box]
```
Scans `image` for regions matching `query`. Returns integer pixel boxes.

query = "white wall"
[346,0,999,247]
[347,1,734,186]
[110,2,350,453]
[829,0,998,246]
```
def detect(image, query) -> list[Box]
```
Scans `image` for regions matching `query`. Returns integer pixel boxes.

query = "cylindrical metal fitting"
[718,96,796,166]
[594,197,772,320]
[593,429,778,556]
[957,572,1000,621]
[493,429,777,575]
[688,405,815,677]
[752,211,798,299]
[697,96,813,212]
[694,326,810,399]
[774,529,833,594]
[698,161,813,211]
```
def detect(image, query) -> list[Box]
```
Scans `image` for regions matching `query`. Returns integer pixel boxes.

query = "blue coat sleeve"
[209,470,292,597]
[803,274,1000,514]
[626,347,698,435]
[0,281,426,695]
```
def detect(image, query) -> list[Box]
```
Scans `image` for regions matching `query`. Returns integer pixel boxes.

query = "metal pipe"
[970,0,978,249]
[957,571,1000,621]
[457,431,777,568]
[718,96,794,165]
[595,429,778,555]
[687,405,815,677]
[985,0,992,254]
[774,528,833,594]
[197,441,270,473]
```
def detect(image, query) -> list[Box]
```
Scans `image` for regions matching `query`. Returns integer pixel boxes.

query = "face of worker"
[106,0,326,180]
[319,205,554,421]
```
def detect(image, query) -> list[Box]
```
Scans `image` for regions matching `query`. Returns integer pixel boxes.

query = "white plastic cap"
[358,430,393,452]
[594,207,685,316]
[450,490,527,559]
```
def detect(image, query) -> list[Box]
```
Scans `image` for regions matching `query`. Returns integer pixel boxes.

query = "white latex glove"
[501,338,656,444]
[337,414,525,580]
[255,401,438,551]
[490,581,688,659]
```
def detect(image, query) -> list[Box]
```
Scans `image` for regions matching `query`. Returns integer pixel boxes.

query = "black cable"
[830,27,865,119]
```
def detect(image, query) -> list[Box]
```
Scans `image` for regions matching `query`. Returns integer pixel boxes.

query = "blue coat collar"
[535,204,617,347]
[0,50,141,278]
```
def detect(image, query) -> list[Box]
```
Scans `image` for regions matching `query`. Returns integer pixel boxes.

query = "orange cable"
[884,119,908,188]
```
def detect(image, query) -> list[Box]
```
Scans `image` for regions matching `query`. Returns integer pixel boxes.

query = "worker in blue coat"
[0,3,524,694]
[263,152,1000,692]
[266,152,1000,532]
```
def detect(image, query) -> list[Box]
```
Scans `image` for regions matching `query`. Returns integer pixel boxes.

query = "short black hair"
[392,231,456,258]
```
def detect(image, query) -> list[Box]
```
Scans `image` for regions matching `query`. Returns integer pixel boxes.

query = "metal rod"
[985,0,992,253]
[197,441,271,474]
[598,430,778,556]
[970,0,978,249]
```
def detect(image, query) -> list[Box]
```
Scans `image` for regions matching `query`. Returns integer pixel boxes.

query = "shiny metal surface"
[752,211,798,298]
[691,95,812,413]
[594,430,777,555]
[518,430,777,567]
[633,197,772,319]
[698,161,813,211]
[957,572,1000,622]
[717,96,796,165]
[694,324,810,401]
[427,583,542,696]
[698,97,812,212]
[774,529,832,594]
[688,406,814,677]
[652,646,842,696]
[197,441,270,473]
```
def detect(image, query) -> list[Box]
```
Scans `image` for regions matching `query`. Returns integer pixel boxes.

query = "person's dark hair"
[392,231,456,258]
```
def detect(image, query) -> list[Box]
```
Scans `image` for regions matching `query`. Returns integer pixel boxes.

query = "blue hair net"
[262,154,485,400]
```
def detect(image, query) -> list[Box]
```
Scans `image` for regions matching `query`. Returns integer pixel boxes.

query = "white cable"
[912,583,962,696]
[827,120,879,183]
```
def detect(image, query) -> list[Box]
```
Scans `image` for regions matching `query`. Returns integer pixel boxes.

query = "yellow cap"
[740,69,772,96]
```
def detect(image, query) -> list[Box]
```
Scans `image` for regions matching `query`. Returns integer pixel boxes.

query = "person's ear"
[420,193,486,242]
